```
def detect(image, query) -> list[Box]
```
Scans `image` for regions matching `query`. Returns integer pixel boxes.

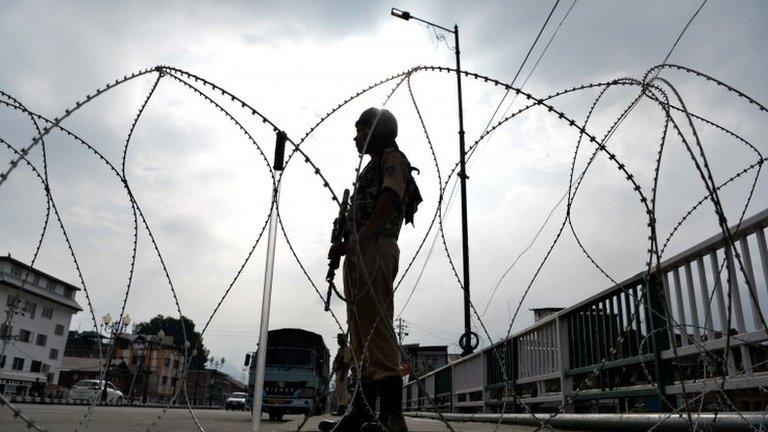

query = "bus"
[246,328,329,421]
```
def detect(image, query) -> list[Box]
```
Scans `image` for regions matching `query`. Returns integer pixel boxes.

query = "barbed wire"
[0,60,765,432]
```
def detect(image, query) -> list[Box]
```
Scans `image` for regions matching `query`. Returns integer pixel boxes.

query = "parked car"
[68,380,124,404]
[225,392,248,411]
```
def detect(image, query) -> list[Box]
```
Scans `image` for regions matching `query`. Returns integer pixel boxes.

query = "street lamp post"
[391,8,478,356]
[141,329,163,403]
[208,356,226,406]
[100,313,131,403]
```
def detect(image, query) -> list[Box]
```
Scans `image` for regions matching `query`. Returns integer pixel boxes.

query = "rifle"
[324,189,350,311]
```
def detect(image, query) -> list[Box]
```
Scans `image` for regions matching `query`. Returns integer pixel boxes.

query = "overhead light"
[391,8,411,21]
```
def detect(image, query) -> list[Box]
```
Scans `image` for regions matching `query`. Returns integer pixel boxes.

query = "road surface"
[1,404,585,432]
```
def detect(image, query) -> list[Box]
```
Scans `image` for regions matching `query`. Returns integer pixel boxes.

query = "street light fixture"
[100,313,132,403]
[390,8,411,21]
[390,9,478,356]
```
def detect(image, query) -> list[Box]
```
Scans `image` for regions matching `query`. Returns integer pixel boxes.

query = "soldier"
[332,333,351,415]
[321,108,421,432]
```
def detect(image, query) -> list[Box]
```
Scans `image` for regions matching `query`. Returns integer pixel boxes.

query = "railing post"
[647,273,675,411]
[556,316,574,413]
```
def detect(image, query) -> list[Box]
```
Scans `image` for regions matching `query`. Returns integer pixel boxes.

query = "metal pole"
[454,25,474,356]
[142,340,152,403]
[101,325,114,403]
[251,131,286,432]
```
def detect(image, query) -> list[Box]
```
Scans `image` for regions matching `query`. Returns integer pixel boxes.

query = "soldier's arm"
[358,153,407,240]
[329,192,397,257]
[357,189,400,240]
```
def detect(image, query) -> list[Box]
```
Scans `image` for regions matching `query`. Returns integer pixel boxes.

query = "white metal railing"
[404,209,768,413]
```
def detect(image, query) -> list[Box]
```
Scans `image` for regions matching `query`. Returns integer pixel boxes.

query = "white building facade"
[0,256,82,396]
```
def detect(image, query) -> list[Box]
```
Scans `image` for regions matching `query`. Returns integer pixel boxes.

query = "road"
[1,404,584,432]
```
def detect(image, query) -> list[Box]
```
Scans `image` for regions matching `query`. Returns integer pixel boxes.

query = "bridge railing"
[404,209,768,413]
[656,208,768,397]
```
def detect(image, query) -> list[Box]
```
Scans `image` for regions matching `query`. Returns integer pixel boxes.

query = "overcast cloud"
[1,1,767,378]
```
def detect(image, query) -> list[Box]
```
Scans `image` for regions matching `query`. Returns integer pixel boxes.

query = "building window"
[42,307,54,319]
[11,266,23,277]
[0,355,5,368]
[63,287,75,299]
[46,373,54,384]
[46,280,56,291]
[164,358,171,367]
[18,329,31,343]
[12,357,24,371]
[36,334,47,347]
[54,324,65,336]
[30,360,42,373]
[161,376,168,385]
[6,295,19,307]
[49,348,59,360]
[24,301,37,319]
[0,324,11,337]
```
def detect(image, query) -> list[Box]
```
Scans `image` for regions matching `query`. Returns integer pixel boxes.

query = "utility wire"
[481,0,562,135]
[469,0,578,162]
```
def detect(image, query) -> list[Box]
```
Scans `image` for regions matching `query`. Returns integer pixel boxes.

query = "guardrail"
[404,208,768,414]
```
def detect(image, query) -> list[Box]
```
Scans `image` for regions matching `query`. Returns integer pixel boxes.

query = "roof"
[267,328,328,355]
[403,344,448,352]
[0,256,82,311]
[60,356,121,372]
[1,255,82,291]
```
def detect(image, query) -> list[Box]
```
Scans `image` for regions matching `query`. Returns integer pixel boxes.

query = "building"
[402,344,449,379]
[114,332,183,403]
[58,355,133,395]
[64,330,107,358]
[530,307,564,322]
[58,330,185,403]
[186,369,231,406]
[227,376,246,395]
[0,256,82,396]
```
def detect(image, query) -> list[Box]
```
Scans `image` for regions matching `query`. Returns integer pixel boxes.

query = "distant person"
[30,378,45,398]
[332,333,351,415]
[323,108,421,432]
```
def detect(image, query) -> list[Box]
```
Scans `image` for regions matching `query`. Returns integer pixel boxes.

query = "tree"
[134,315,208,369]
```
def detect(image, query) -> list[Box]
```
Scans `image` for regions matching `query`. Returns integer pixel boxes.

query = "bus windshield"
[266,348,311,366]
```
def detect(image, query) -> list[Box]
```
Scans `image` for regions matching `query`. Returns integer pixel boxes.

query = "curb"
[8,397,227,409]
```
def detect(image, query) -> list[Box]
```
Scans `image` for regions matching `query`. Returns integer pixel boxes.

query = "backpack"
[377,149,423,225]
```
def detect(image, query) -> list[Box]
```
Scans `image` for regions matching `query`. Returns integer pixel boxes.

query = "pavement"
[1,404,581,432]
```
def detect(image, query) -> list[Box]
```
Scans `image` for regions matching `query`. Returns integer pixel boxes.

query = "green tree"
[134,315,208,369]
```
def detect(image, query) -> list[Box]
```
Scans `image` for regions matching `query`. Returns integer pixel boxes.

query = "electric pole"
[395,318,409,345]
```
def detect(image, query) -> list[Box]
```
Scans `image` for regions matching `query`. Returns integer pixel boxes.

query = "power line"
[469,0,578,162]
[481,0,562,135]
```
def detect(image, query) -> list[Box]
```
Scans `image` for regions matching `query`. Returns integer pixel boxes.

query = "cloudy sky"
[1,1,767,378]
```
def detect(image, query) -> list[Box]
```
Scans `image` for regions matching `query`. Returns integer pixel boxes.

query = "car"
[225,392,248,411]
[68,380,124,404]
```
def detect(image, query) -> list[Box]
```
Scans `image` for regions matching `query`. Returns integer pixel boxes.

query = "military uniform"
[319,108,415,432]
[344,147,410,382]
[333,345,351,408]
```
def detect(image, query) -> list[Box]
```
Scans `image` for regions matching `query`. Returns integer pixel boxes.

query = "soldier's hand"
[328,242,349,260]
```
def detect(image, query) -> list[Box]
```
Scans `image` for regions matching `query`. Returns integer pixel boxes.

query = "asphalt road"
[1,404,582,432]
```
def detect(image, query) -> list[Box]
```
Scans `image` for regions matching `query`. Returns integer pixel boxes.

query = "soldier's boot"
[360,376,407,432]
[333,404,347,416]
[319,380,377,432]
[376,376,408,432]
